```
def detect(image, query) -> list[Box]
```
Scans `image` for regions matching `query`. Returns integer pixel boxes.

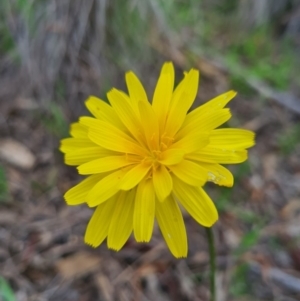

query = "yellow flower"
[60,62,255,258]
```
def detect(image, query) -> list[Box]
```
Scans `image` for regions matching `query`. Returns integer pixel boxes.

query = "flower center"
[142,149,162,172]
[136,132,176,178]
[160,133,174,151]
[150,150,162,171]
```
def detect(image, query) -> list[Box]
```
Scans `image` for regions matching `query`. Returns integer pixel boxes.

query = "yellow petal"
[172,176,218,227]
[156,195,187,258]
[171,130,209,154]
[199,163,234,187]
[64,174,104,205]
[85,96,126,131]
[85,96,112,119]
[120,163,151,190]
[78,155,137,175]
[80,116,135,141]
[177,109,231,140]
[84,194,118,247]
[133,179,155,242]
[60,138,96,153]
[87,119,146,156]
[70,122,88,138]
[186,147,248,164]
[138,100,159,150]
[159,148,185,166]
[168,160,207,186]
[153,165,172,202]
[152,62,175,131]
[188,90,236,118]
[107,89,146,146]
[107,189,135,251]
[165,69,199,137]
[125,71,148,104]
[65,147,116,166]
[86,168,130,207]
[209,128,255,149]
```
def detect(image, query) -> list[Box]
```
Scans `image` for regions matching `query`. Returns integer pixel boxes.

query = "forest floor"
[1,53,300,301]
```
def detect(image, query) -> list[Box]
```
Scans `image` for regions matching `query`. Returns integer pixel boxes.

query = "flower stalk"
[206,227,216,301]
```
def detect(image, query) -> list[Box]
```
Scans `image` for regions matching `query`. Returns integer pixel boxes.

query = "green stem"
[205,227,216,301]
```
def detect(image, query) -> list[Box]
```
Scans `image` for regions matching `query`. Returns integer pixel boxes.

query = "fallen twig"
[249,261,300,294]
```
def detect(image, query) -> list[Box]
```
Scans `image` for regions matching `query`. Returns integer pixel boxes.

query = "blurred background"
[0,0,300,300]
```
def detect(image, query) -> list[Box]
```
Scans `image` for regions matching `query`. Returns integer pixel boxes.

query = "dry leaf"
[14,97,39,110]
[263,153,278,180]
[56,252,102,280]
[0,139,36,170]
[280,199,300,221]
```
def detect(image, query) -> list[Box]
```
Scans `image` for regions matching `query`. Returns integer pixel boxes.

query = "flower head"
[60,62,255,258]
